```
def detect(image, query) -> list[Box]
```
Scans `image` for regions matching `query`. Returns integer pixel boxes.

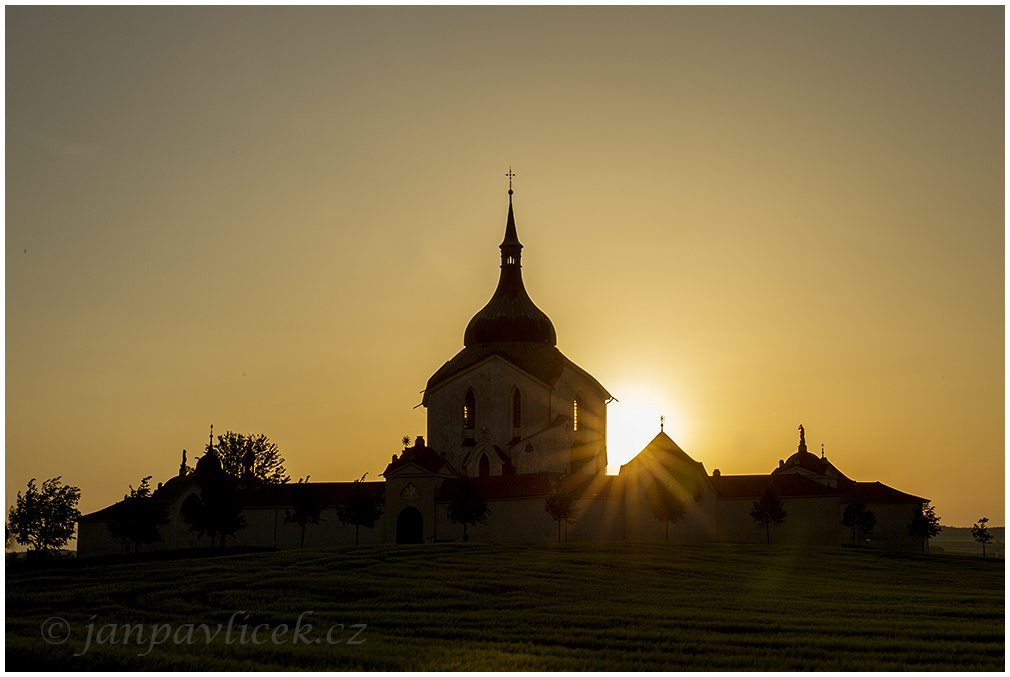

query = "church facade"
[78,188,927,556]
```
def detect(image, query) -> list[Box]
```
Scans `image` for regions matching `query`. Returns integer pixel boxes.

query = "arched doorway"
[396,506,423,544]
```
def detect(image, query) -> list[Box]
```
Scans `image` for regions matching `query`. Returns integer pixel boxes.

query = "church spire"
[500,167,521,254]
[462,175,557,347]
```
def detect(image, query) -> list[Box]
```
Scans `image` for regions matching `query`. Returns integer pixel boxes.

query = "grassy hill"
[6,543,1004,670]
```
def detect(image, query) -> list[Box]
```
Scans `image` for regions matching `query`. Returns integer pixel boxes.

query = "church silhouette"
[79,184,927,553]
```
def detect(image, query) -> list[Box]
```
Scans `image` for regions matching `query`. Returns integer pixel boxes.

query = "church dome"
[775,425,829,475]
[194,449,222,476]
[463,191,557,347]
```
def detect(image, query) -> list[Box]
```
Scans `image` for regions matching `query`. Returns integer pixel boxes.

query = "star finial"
[506,167,515,196]
[660,415,665,432]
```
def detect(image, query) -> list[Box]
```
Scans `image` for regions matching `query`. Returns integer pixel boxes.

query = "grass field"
[6,542,1004,670]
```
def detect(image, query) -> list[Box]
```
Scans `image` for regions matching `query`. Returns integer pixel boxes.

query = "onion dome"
[463,190,557,346]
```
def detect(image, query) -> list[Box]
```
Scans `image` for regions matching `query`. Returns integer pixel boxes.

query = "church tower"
[423,183,610,476]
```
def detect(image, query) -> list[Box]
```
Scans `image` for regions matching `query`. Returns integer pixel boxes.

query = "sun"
[605,383,688,475]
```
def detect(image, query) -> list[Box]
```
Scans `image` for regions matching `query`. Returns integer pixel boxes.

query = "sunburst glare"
[606,384,689,474]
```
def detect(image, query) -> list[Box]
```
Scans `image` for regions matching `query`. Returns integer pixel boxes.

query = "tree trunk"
[765,523,770,544]
[665,521,669,542]
[557,519,561,543]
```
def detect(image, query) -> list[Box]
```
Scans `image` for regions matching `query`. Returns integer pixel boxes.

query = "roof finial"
[798,424,807,453]
[209,424,214,453]
[821,443,825,459]
[660,415,665,432]
[506,166,515,197]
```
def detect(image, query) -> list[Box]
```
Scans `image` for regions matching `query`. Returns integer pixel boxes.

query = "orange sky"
[6,7,1004,531]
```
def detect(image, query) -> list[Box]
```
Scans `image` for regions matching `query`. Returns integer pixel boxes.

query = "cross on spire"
[660,415,665,432]
[506,167,515,195]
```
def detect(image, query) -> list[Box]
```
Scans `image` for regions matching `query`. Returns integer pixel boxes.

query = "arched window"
[512,388,522,430]
[479,454,490,477]
[463,389,475,431]
[573,397,580,432]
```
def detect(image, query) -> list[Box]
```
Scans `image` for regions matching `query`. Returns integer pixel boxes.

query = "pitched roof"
[79,480,388,523]
[619,431,704,475]
[838,479,925,504]
[236,481,386,507]
[423,342,610,404]
[710,473,843,499]
[383,439,456,476]
[79,502,124,523]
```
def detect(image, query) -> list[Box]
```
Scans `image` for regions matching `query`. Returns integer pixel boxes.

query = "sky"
[6,6,1004,533]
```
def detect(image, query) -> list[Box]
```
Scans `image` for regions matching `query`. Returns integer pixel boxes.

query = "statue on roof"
[798,424,807,453]
[242,447,255,477]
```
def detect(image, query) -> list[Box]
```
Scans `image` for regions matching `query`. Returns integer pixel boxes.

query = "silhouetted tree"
[906,501,942,553]
[544,477,581,543]
[646,478,687,542]
[107,476,169,553]
[181,477,246,548]
[7,477,81,560]
[446,477,490,542]
[284,477,324,549]
[336,474,384,546]
[842,499,877,546]
[209,431,290,484]
[750,484,787,544]
[971,517,993,558]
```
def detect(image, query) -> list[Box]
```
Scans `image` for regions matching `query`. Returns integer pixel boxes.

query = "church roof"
[619,431,705,476]
[79,480,389,523]
[425,189,610,403]
[236,481,386,507]
[710,473,925,504]
[771,425,852,482]
[710,473,843,499]
[462,192,557,347]
[423,341,610,403]
[382,437,455,476]
[78,501,124,523]
[837,479,925,504]
[774,449,837,476]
